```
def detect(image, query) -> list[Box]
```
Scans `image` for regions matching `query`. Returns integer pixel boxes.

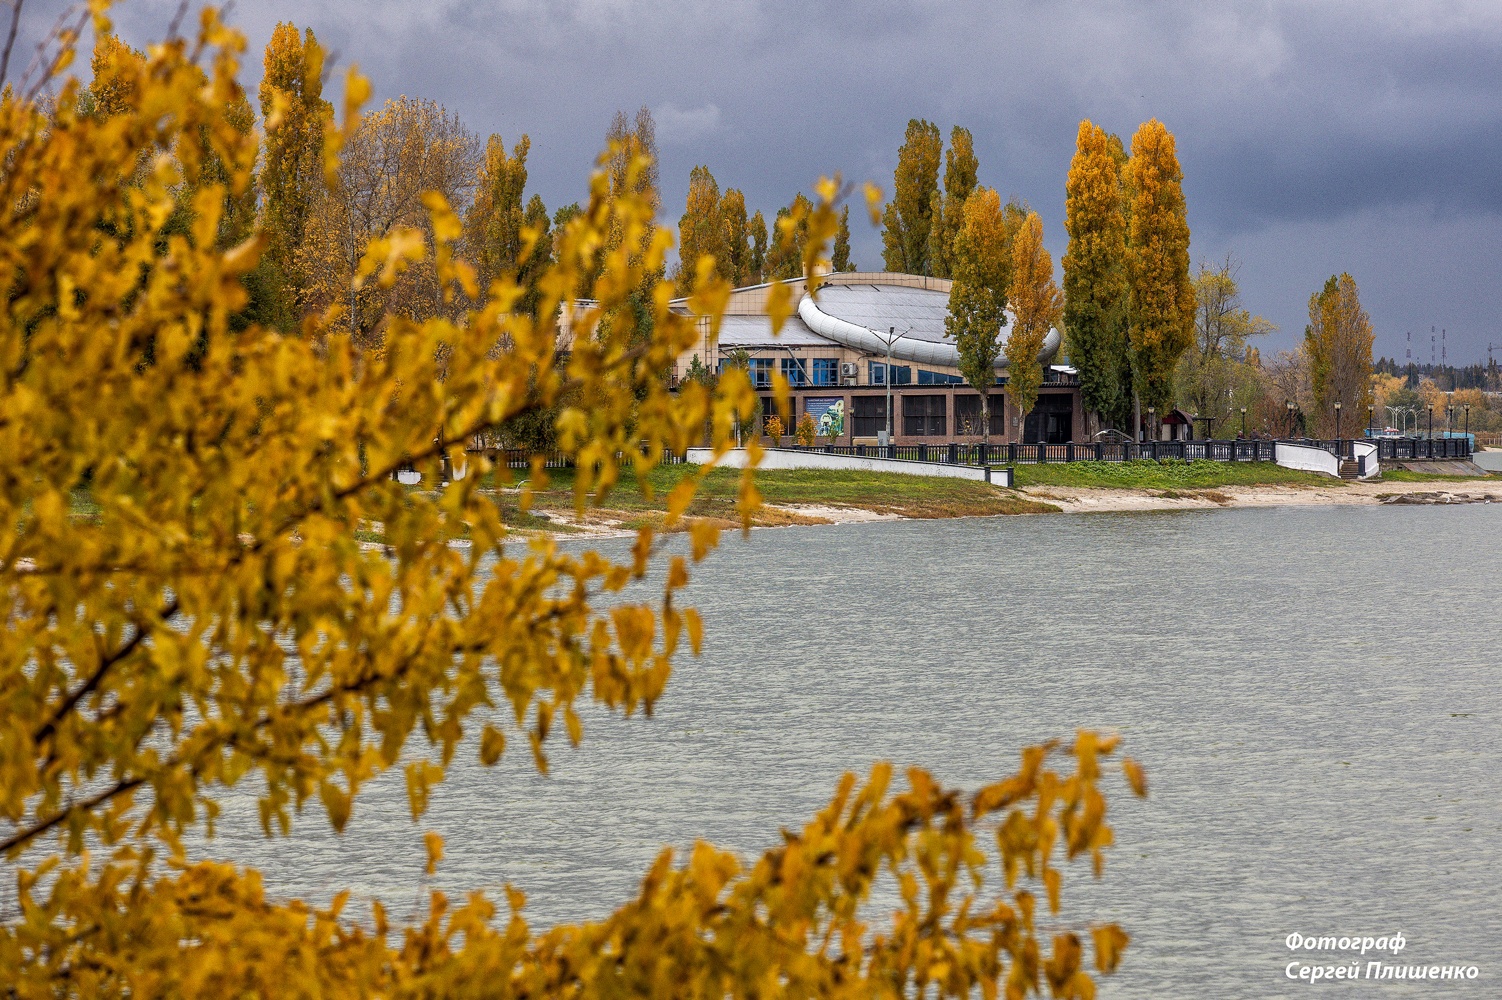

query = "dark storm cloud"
[13,0,1502,354]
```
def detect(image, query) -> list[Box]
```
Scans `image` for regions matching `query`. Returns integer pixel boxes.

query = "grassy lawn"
[1011,459,1333,491]
[511,464,1057,522]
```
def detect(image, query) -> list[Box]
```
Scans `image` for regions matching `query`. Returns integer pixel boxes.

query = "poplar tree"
[748,209,768,282]
[675,165,725,293]
[1304,273,1374,436]
[880,118,941,274]
[259,23,332,328]
[945,188,1010,443]
[1007,212,1064,440]
[927,126,978,278]
[1125,119,1194,419]
[466,135,534,291]
[765,193,812,281]
[832,205,854,272]
[719,188,751,285]
[1063,121,1132,431]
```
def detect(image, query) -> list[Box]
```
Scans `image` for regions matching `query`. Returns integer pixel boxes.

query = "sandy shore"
[1017,478,1502,514]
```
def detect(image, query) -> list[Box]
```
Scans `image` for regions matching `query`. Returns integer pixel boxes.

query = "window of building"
[954,393,1006,436]
[918,369,966,385]
[780,357,807,386]
[870,362,911,386]
[852,396,888,437]
[1021,395,1074,443]
[748,358,773,388]
[811,358,838,386]
[869,361,886,385]
[903,394,946,437]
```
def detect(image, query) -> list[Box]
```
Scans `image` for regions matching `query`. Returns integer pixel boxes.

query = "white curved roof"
[800,280,1060,369]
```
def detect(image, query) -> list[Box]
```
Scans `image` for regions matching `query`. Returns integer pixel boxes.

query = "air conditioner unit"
[840,362,858,377]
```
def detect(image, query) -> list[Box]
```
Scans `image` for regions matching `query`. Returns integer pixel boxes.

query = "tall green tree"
[258,22,332,329]
[675,165,725,293]
[880,118,941,274]
[748,209,768,283]
[945,188,1010,443]
[1304,273,1374,437]
[832,205,854,272]
[1063,120,1132,431]
[1007,212,1064,441]
[927,126,978,278]
[1125,119,1194,420]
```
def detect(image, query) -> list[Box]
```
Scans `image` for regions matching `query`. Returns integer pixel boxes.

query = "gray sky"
[24,0,1502,362]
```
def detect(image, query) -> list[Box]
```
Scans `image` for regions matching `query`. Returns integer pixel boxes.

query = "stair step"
[1339,460,1361,480]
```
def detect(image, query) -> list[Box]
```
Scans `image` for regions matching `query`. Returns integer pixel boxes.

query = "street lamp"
[1239,407,1247,438]
[1147,406,1156,443]
[1464,404,1471,438]
[1367,405,1374,436]
[1286,399,1295,437]
[879,325,911,445]
[1334,400,1342,442]
[1427,406,1433,439]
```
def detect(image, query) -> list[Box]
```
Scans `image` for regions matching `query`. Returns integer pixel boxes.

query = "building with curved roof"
[672,272,1081,446]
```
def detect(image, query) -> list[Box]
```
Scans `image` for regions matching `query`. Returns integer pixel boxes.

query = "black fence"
[764,435,1470,468]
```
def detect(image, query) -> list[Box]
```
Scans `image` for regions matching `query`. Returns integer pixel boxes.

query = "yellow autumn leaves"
[0,5,1145,996]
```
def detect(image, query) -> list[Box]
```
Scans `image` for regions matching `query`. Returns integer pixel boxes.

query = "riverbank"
[499,461,1501,536]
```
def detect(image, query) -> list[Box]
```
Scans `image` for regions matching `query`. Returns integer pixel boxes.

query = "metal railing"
[761,435,1470,467]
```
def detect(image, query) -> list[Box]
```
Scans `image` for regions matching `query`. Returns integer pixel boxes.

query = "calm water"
[203,505,1502,998]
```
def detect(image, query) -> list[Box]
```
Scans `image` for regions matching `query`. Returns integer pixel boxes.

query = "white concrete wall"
[1274,443,1340,477]
[685,447,991,482]
[1352,440,1380,479]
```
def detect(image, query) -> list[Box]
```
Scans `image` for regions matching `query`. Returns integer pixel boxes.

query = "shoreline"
[517,477,1502,537]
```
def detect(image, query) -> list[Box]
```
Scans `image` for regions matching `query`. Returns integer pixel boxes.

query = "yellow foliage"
[1006,211,1064,425]
[0,7,1144,995]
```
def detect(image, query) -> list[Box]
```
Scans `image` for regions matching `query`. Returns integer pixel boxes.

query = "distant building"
[671,272,1082,445]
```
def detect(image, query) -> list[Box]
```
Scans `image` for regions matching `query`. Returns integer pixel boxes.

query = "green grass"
[1011,459,1333,491]
[515,464,1057,520]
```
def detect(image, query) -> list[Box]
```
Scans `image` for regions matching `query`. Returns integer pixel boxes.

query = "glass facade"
[954,393,1006,436]
[903,395,946,437]
[852,396,888,437]
[811,358,838,386]
[918,369,966,385]
[780,357,807,386]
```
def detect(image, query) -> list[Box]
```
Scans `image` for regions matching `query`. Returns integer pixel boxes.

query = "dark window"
[954,394,1005,436]
[780,357,806,386]
[1022,394,1074,443]
[869,361,886,385]
[811,358,838,386]
[918,369,965,385]
[891,365,912,385]
[903,394,947,437]
[852,396,888,437]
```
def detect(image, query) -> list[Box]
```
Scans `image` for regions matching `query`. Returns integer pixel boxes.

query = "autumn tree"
[748,209,768,282]
[675,165,726,292]
[1,11,1145,995]
[298,96,481,345]
[1063,120,1132,432]
[1174,256,1273,437]
[259,22,333,329]
[764,192,813,281]
[1124,119,1195,426]
[1007,212,1064,440]
[465,134,550,309]
[1304,273,1375,436]
[719,187,752,285]
[880,118,941,274]
[832,204,854,272]
[945,188,1010,443]
[927,125,979,279]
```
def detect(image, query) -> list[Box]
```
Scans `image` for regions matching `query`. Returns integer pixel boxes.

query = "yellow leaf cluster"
[0,7,1144,993]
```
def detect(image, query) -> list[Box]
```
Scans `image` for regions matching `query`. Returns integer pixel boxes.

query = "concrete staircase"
[1339,459,1362,480]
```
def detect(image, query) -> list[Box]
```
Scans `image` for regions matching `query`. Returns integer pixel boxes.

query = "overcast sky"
[23,0,1502,363]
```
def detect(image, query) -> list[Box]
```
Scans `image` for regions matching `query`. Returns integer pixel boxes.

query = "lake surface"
[204,504,1502,998]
